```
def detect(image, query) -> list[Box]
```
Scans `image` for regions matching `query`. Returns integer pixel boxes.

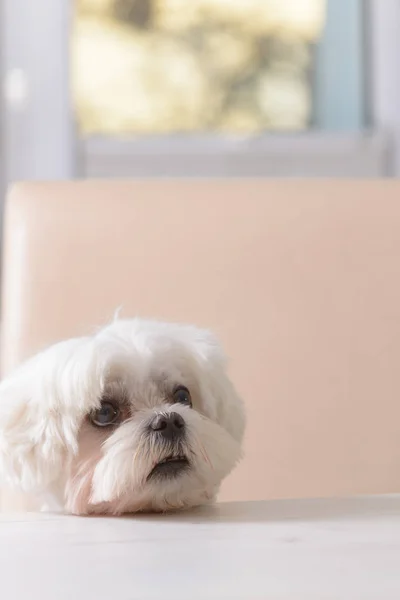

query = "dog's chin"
[66,465,216,516]
[90,480,216,516]
[99,463,215,515]
[65,443,232,516]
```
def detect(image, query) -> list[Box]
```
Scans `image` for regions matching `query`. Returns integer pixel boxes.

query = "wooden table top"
[1,496,399,599]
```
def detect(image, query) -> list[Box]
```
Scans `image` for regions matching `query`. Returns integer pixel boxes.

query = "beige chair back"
[2,180,400,508]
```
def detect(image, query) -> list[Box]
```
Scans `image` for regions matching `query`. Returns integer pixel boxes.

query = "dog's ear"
[185,327,246,444]
[0,338,100,492]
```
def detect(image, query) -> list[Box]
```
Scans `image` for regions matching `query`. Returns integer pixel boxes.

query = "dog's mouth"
[147,455,190,481]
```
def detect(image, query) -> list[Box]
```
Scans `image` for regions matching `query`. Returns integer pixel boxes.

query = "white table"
[1,496,399,599]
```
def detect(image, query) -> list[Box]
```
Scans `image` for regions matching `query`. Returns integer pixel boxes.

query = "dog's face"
[0,319,245,514]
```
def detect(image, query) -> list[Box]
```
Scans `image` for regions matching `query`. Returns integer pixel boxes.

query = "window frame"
[369,0,400,175]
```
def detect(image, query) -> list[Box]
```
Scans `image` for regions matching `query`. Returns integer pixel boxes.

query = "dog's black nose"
[149,412,185,440]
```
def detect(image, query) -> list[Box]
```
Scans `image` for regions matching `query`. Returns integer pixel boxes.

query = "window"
[1,0,399,182]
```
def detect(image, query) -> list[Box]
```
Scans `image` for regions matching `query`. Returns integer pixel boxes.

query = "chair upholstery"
[2,179,400,510]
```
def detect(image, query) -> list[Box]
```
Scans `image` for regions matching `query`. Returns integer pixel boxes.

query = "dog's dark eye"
[172,386,192,408]
[90,401,120,427]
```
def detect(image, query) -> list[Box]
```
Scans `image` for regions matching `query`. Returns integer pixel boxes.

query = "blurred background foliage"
[72,0,326,134]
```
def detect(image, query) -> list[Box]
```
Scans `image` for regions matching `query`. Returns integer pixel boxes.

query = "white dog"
[0,319,245,515]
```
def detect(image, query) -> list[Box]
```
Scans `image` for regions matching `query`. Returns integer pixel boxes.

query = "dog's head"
[0,319,245,514]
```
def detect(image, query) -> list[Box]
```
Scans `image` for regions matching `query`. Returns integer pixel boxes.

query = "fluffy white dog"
[0,319,245,515]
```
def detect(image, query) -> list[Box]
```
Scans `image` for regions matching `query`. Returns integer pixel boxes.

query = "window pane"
[72,0,326,134]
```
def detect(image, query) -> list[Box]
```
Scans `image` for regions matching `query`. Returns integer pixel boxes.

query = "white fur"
[0,319,245,514]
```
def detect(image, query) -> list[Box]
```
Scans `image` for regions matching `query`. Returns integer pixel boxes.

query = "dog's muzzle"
[147,412,189,481]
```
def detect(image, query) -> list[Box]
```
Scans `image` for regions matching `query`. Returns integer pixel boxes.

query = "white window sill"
[80,131,390,178]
